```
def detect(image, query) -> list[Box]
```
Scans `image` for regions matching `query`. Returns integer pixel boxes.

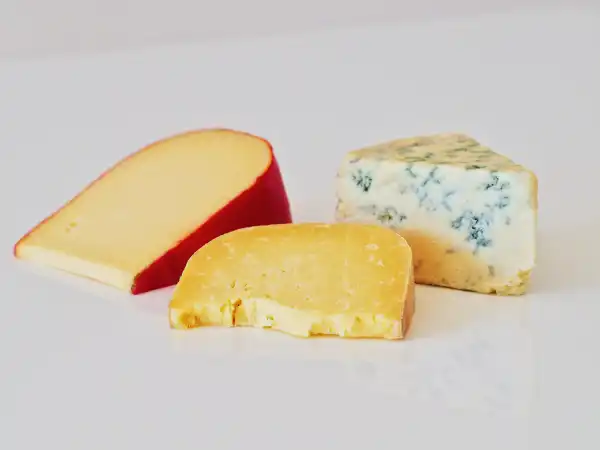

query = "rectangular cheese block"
[14,129,292,294]
[335,133,538,295]
[169,223,415,340]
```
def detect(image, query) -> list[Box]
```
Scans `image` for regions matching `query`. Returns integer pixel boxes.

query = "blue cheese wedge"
[334,133,538,295]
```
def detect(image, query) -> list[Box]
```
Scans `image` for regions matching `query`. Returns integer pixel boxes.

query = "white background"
[0,0,597,57]
[2,2,600,449]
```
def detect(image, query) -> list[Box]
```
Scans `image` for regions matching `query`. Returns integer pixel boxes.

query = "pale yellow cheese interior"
[169,223,415,339]
[397,228,532,295]
[16,130,272,290]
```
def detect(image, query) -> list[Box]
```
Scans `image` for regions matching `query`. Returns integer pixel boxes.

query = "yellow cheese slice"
[169,223,415,340]
[14,129,292,294]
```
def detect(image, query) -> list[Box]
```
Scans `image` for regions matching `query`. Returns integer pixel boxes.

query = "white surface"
[0,0,596,58]
[2,7,599,449]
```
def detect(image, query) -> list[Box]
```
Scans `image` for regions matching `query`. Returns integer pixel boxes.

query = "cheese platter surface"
[2,7,599,450]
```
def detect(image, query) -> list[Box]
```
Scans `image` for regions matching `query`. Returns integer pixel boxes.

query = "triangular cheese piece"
[335,133,537,295]
[15,129,292,294]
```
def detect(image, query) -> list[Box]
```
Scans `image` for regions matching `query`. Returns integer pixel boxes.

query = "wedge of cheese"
[169,223,415,339]
[335,133,538,295]
[14,129,292,294]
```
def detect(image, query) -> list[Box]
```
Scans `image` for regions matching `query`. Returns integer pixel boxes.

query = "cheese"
[14,129,292,294]
[169,223,415,340]
[335,133,537,295]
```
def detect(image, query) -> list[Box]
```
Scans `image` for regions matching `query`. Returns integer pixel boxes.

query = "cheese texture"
[335,133,537,295]
[169,223,415,340]
[14,129,292,294]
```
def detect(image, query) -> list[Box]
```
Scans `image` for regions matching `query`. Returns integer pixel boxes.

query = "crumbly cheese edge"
[169,295,410,340]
